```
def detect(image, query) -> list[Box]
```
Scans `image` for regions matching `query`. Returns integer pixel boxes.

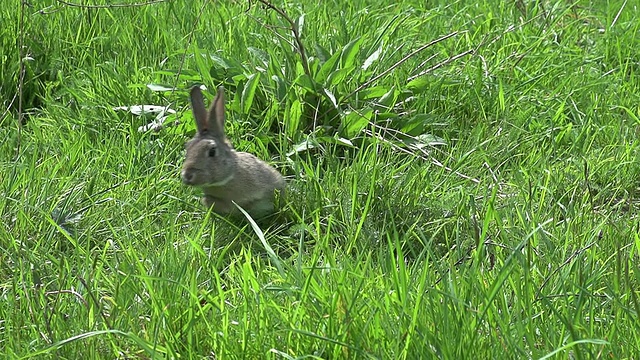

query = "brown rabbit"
[181,86,285,218]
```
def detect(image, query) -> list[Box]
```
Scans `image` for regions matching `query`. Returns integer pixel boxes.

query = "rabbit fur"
[181,86,285,218]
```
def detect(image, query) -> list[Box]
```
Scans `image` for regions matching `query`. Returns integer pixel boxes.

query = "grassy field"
[2,0,640,358]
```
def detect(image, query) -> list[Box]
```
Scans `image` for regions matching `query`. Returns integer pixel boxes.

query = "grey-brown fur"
[181,86,285,218]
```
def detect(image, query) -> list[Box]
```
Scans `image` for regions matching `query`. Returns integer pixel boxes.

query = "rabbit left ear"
[208,86,226,139]
[190,86,209,134]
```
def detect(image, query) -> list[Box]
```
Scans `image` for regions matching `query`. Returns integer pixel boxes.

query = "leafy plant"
[144,0,471,158]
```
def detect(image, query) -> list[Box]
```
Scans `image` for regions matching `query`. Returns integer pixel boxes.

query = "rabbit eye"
[208,147,216,157]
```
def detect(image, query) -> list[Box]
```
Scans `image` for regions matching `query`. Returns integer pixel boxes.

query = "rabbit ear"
[190,86,209,133]
[208,86,226,138]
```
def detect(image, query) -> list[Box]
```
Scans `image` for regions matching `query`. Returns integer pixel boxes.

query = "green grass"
[2,0,640,358]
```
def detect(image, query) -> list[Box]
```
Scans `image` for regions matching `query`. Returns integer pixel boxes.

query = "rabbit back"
[200,151,285,217]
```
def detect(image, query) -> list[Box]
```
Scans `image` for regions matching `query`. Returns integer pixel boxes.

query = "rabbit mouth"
[181,169,233,187]
[181,168,204,185]
[203,173,234,187]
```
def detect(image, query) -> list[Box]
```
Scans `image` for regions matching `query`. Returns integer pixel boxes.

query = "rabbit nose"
[182,170,194,184]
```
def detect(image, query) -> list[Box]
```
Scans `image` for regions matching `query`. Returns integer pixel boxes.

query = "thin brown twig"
[253,0,310,78]
[411,53,441,75]
[315,33,467,125]
[342,102,483,185]
[55,0,168,8]
[534,240,599,302]
[77,277,113,329]
[44,289,88,306]
[406,48,475,82]
[363,124,480,184]
[172,0,208,92]
[247,15,296,49]
[344,31,461,100]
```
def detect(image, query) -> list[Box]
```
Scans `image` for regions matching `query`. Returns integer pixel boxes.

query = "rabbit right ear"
[190,86,209,133]
[207,86,226,138]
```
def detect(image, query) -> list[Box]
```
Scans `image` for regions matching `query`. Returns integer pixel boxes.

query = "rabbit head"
[181,86,237,187]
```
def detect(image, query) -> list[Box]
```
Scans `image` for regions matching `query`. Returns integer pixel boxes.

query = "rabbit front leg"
[202,195,235,215]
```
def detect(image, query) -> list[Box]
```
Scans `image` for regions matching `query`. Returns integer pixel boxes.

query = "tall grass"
[1,0,639,358]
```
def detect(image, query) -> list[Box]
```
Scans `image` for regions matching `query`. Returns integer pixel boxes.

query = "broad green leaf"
[164,113,195,135]
[146,83,175,92]
[271,75,287,102]
[323,88,338,109]
[314,43,331,62]
[362,46,382,70]
[241,73,261,114]
[113,104,174,116]
[287,137,318,157]
[296,14,305,35]
[334,136,354,147]
[308,57,320,77]
[285,99,303,138]
[296,60,306,77]
[294,74,316,93]
[315,135,356,147]
[357,86,390,100]
[405,76,431,93]
[377,86,397,108]
[341,37,364,69]
[402,133,447,150]
[229,84,242,113]
[247,47,269,68]
[373,112,398,121]
[207,54,244,80]
[209,66,224,82]
[327,66,355,87]
[340,108,372,138]
[231,73,248,87]
[208,53,245,72]
[316,49,342,84]
[264,98,280,127]
[399,113,437,136]
[207,53,231,69]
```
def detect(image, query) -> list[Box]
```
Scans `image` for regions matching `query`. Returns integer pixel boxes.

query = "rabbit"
[181,85,285,219]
